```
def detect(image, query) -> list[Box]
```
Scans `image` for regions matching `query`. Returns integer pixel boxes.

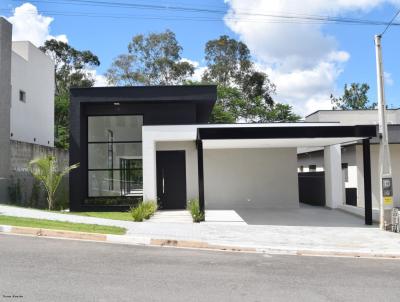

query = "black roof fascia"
[70,85,217,124]
[197,125,377,141]
[70,85,216,102]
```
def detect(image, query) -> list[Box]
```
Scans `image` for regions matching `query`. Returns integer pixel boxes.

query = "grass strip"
[0,215,126,235]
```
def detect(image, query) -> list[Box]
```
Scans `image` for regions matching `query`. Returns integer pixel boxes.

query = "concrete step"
[148,210,193,223]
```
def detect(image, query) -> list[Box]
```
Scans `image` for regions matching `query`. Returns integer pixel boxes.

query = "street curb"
[0,225,107,241]
[1,224,400,259]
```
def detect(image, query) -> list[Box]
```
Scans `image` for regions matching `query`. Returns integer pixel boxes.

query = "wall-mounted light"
[113,102,120,106]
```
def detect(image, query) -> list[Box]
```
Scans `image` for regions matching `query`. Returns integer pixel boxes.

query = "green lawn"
[0,215,126,235]
[68,211,133,221]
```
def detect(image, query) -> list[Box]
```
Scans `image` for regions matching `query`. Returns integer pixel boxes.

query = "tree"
[106,30,194,86]
[261,103,301,122]
[203,35,252,86]
[203,35,275,107]
[29,156,79,210]
[40,40,100,149]
[203,35,298,123]
[331,83,375,110]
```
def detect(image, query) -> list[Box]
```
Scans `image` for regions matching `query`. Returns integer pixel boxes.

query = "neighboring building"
[0,17,56,202]
[298,109,400,220]
[69,86,377,225]
[10,41,55,146]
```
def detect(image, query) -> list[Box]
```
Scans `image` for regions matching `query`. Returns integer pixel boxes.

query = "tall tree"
[106,30,194,86]
[331,83,375,110]
[40,40,100,149]
[203,35,298,123]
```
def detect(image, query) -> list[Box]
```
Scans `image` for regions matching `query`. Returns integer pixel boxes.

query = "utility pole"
[374,34,393,230]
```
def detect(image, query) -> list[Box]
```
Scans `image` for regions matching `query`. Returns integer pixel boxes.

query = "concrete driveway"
[234,203,371,227]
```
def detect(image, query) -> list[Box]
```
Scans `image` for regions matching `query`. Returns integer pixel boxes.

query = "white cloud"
[6,3,67,46]
[224,0,399,116]
[93,74,109,87]
[85,69,109,87]
[181,58,207,82]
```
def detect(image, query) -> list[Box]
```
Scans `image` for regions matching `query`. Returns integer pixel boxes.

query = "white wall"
[143,123,354,207]
[356,144,400,209]
[142,125,198,201]
[305,109,400,125]
[203,148,299,209]
[10,41,54,147]
[156,141,198,201]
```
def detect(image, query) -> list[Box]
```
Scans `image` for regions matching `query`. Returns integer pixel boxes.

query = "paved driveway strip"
[1,204,400,257]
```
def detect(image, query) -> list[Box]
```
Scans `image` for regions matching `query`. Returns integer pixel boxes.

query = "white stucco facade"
[204,148,299,209]
[142,123,362,210]
[10,41,55,147]
[306,109,400,125]
[298,109,400,219]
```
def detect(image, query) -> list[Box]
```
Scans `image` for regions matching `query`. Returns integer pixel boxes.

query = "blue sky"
[2,0,400,115]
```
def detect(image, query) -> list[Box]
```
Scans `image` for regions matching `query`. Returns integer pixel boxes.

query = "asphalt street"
[1,234,400,302]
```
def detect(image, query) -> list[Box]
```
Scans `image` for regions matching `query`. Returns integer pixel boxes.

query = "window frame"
[86,114,143,198]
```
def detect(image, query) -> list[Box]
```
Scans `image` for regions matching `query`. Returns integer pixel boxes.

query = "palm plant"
[29,155,79,210]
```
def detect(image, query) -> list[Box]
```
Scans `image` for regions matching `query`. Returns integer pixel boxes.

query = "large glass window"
[88,115,143,197]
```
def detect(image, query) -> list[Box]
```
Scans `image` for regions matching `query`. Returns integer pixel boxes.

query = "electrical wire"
[381,8,400,35]
[6,0,400,27]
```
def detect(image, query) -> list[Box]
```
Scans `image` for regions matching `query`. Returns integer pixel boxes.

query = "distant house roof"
[305,108,400,119]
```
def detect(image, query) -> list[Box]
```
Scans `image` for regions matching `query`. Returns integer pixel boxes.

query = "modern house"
[69,86,377,225]
[298,109,400,221]
[0,17,56,202]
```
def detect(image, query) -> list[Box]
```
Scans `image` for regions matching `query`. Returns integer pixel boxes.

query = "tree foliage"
[29,156,79,210]
[209,86,300,123]
[106,30,194,86]
[203,35,275,106]
[330,83,375,110]
[40,40,100,149]
[203,35,298,123]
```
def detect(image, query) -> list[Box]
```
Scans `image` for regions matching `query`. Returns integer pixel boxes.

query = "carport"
[196,124,377,225]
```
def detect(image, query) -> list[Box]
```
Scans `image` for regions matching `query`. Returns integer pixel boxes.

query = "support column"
[196,139,205,213]
[142,139,157,201]
[324,144,343,209]
[363,139,373,225]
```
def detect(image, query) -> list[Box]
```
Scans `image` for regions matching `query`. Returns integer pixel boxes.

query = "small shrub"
[187,199,204,223]
[130,201,158,222]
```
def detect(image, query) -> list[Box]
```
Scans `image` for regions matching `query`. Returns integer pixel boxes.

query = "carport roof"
[197,124,377,148]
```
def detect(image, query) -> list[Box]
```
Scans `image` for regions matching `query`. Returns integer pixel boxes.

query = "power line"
[381,8,400,35]
[2,8,399,26]
[7,0,400,27]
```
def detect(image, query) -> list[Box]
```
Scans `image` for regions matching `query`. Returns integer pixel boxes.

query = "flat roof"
[143,123,377,149]
[70,85,217,102]
[197,125,376,140]
[305,108,400,118]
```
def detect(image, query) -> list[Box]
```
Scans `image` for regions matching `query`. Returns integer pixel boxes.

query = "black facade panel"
[69,85,217,212]
[298,172,326,206]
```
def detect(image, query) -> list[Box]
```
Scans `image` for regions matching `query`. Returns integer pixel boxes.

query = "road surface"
[1,234,400,302]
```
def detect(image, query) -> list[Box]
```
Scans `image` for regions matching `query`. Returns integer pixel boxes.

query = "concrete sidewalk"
[1,204,400,257]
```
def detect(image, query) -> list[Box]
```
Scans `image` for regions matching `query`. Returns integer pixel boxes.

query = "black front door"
[156,151,187,209]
